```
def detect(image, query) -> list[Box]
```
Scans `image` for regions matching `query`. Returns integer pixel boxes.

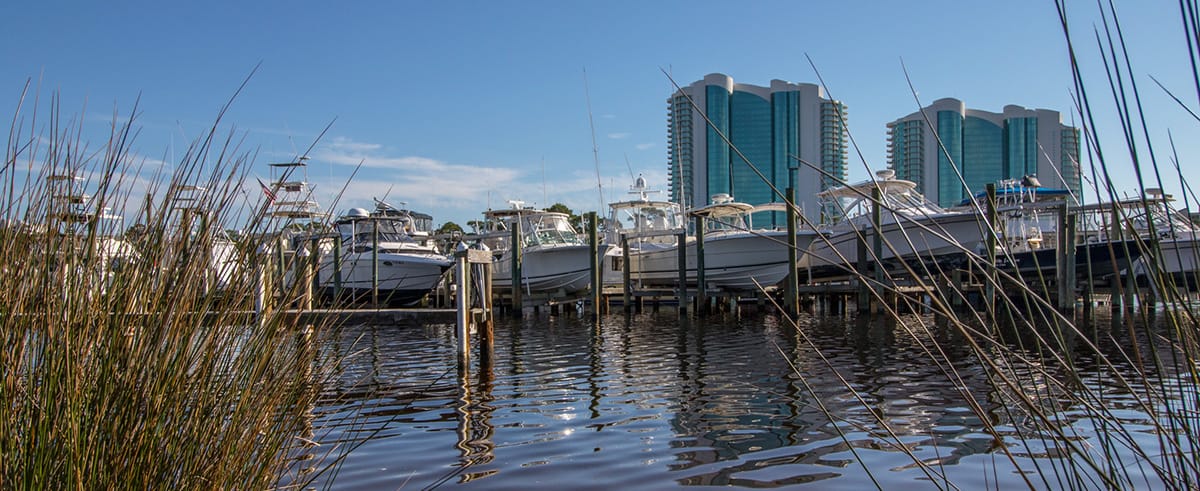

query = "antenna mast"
[583,68,606,212]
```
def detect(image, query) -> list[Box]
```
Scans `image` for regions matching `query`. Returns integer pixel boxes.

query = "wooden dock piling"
[621,234,631,312]
[511,217,523,314]
[588,213,602,316]
[456,247,494,369]
[677,231,688,314]
[785,186,798,316]
[695,215,707,315]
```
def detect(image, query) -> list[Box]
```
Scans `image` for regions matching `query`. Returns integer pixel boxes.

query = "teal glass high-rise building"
[887,98,1082,207]
[667,73,849,227]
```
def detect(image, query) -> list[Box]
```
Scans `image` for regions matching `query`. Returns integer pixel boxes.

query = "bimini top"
[957,187,1073,208]
[817,170,919,200]
[690,194,755,218]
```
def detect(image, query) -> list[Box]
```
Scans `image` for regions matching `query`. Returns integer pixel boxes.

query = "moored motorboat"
[604,175,809,292]
[1077,188,1197,287]
[314,201,452,306]
[473,202,595,298]
[959,177,1144,284]
[801,170,987,278]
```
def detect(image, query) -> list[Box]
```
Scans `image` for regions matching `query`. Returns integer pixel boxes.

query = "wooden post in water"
[588,213,602,316]
[871,187,884,314]
[332,235,343,305]
[308,236,321,309]
[785,186,799,317]
[1056,204,1077,312]
[695,214,708,314]
[677,230,689,314]
[455,250,471,367]
[255,249,270,318]
[371,219,380,308]
[857,230,870,314]
[621,233,632,312]
[511,217,523,314]
[985,183,997,312]
[276,235,286,301]
[460,246,494,368]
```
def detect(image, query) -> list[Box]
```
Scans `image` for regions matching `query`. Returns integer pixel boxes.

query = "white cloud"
[327,136,382,153]
[635,143,655,151]
[607,132,631,140]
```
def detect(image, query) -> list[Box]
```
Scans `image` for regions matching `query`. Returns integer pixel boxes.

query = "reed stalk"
[0,87,360,489]
[751,2,1200,489]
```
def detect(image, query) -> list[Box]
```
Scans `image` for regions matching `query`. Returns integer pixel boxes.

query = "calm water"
[292,307,1184,490]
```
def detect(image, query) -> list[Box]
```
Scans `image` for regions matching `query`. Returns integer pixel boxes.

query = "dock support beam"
[677,231,689,314]
[372,220,380,307]
[695,215,707,315]
[621,233,631,312]
[1057,204,1077,312]
[588,213,602,317]
[985,184,997,313]
[511,217,523,315]
[785,186,798,317]
[332,236,342,305]
[456,247,494,371]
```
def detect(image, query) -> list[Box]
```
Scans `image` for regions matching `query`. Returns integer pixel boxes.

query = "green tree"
[436,221,464,234]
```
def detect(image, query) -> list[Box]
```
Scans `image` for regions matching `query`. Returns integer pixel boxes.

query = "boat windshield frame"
[338,216,418,244]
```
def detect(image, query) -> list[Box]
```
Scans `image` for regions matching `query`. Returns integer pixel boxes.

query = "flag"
[256,177,277,203]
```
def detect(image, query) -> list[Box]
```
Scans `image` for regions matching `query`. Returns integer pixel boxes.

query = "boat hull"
[802,213,985,278]
[611,230,813,291]
[992,239,1144,284]
[1129,236,1200,287]
[492,244,596,296]
[315,251,451,307]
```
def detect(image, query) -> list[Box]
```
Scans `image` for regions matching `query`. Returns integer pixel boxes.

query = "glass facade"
[705,86,731,202]
[888,119,924,194]
[820,101,849,222]
[894,102,1081,207]
[668,95,694,208]
[729,90,772,207]
[771,91,800,226]
[936,111,964,207]
[1004,117,1038,179]
[1061,127,1082,198]
[668,76,849,228]
[962,116,1003,200]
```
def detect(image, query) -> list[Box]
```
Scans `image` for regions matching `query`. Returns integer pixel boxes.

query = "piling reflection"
[297,308,1193,490]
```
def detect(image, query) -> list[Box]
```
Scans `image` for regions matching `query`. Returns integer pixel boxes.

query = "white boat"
[168,184,242,294]
[604,175,810,291]
[957,178,1141,282]
[473,202,595,297]
[45,174,140,293]
[314,201,452,306]
[1078,188,1200,287]
[601,176,689,288]
[691,195,802,291]
[801,169,987,277]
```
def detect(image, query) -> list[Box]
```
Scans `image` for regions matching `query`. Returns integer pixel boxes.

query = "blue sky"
[2,0,1196,229]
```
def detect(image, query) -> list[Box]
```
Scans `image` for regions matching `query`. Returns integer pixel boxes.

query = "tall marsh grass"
[0,88,354,489]
[759,2,1200,489]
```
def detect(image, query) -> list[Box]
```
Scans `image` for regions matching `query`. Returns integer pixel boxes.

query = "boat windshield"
[609,203,680,232]
[704,213,748,233]
[829,188,944,224]
[339,218,416,243]
[524,213,583,247]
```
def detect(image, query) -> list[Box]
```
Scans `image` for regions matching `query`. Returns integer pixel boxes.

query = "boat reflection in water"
[295,311,1176,490]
